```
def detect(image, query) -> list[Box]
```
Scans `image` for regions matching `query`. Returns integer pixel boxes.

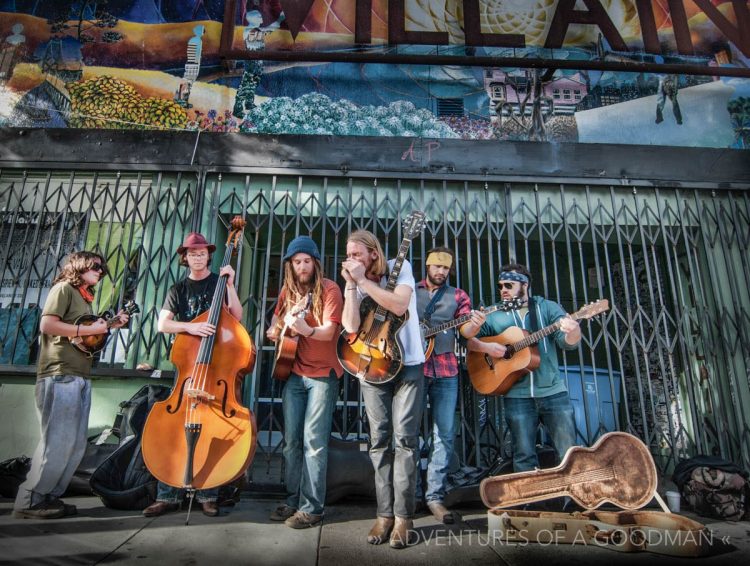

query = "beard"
[295,272,314,286]
[427,273,446,287]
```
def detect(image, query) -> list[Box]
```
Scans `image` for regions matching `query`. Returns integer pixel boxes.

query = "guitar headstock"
[572,299,610,320]
[402,211,426,240]
[291,292,313,317]
[123,300,140,316]
[226,215,246,251]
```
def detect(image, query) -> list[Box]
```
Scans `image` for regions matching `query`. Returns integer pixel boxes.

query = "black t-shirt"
[162,273,219,322]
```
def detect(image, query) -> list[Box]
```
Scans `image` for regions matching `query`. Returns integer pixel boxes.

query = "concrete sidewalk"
[0,496,748,565]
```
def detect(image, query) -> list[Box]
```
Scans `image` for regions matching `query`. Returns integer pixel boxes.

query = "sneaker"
[47,498,78,517]
[13,501,65,520]
[284,510,322,529]
[269,504,296,521]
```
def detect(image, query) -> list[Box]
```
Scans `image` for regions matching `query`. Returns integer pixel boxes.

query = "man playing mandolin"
[143,232,242,518]
[415,247,484,524]
[266,236,343,529]
[462,263,581,474]
[341,229,425,549]
[14,251,129,519]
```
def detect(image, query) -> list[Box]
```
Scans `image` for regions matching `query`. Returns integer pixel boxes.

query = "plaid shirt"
[418,280,472,378]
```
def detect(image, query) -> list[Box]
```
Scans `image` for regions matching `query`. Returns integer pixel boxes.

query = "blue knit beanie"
[283,235,321,262]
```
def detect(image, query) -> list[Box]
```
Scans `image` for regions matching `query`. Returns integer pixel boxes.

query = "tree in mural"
[494,68,555,142]
[232,9,284,119]
[727,97,750,149]
[47,0,123,45]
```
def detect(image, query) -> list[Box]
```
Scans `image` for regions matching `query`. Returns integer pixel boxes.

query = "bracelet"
[308,327,316,338]
[345,285,357,291]
[76,324,80,337]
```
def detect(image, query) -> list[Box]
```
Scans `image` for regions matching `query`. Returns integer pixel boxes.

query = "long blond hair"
[52,251,108,293]
[280,258,325,325]
[347,229,387,279]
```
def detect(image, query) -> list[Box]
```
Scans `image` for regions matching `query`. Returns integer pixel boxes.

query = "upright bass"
[142,217,257,496]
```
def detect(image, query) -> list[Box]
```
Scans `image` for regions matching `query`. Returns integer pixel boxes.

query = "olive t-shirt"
[37,282,95,379]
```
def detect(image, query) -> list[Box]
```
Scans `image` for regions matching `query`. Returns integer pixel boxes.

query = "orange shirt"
[274,278,344,378]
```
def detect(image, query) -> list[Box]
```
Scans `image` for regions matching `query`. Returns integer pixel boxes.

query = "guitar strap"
[527,296,540,332]
[423,284,448,322]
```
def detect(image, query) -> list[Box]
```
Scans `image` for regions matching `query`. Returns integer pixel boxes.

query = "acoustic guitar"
[271,293,312,381]
[480,431,657,510]
[337,211,426,384]
[467,299,609,395]
[69,299,140,357]
[420,298,524,359]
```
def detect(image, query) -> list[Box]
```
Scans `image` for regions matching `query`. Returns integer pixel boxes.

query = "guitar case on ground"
[90,384,170,510]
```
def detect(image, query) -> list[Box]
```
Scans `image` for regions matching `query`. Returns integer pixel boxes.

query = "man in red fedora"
[142,232,243,518]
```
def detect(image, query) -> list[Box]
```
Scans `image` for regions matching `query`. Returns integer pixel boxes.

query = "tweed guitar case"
[481,432,713,557]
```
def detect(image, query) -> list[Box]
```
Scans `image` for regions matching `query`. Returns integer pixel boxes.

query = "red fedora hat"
[177,232,216,254]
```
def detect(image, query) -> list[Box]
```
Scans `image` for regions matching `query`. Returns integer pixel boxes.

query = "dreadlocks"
[280,258,325,325]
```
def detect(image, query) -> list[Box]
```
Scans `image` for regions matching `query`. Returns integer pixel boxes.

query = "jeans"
[416,375,458,503]
[156,482,218,504]
[15,375,91,510]
[282,373,339,515]
[504,391,577,473]
[360,364,424,519]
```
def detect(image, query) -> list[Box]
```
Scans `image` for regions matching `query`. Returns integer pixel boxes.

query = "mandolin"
[480,432,657,510]
[271,292,312,381]
[337,211,426,384]
[467,299,609,395]
[70,300,140,357]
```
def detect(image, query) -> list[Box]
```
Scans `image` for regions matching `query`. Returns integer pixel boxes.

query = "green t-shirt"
[37,282,95,379]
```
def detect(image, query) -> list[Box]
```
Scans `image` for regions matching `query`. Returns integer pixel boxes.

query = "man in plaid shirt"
[416,247,485,524]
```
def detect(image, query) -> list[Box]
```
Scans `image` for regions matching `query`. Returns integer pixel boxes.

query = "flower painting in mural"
[241,93,458,138]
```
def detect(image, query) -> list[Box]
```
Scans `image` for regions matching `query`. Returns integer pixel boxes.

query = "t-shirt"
[356,259,425,367]
[162,273,219,322]
[274,278,344,378]
[37,282,95,379]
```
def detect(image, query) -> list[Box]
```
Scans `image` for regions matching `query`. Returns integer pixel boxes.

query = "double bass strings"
[185,242,234,428]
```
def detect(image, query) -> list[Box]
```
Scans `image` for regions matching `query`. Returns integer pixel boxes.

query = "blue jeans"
[504,391,577,473]
[15,375,91,510]
[156,482,218,504]
[282,373,339,515]
[416,375,458,503]
[360,364,424,519]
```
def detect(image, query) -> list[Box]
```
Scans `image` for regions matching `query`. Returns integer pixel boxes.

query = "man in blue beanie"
[267,235,343,528]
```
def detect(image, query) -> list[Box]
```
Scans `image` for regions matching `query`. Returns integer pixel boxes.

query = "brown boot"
[201,501,219,517]
[427,501,454,524]
[389,517,414,549]
[367,516,394,545]
[142,501,179,518]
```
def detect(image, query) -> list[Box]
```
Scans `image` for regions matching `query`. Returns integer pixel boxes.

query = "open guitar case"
[481,432,717,557]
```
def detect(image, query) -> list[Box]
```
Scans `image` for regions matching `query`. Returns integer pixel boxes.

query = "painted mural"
[0,1,748,148]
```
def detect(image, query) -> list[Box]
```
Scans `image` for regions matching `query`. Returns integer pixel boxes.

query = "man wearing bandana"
[415,247,484,524]
[462,263,581,473]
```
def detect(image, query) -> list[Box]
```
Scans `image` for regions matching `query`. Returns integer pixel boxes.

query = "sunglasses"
[91,263,105,273]
[499,282,518,290]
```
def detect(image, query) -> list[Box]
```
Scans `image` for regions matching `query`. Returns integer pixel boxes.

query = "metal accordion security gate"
[1,139,749,485]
